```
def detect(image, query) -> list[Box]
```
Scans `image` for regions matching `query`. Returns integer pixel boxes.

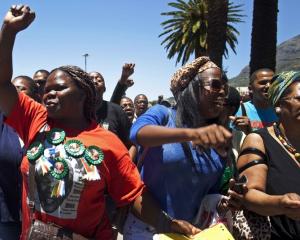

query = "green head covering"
[268,71,300,106]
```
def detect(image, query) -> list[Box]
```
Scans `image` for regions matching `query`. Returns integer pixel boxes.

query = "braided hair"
[50,65,97,121]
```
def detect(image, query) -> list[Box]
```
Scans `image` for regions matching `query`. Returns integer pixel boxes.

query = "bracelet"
[156,210,174,233]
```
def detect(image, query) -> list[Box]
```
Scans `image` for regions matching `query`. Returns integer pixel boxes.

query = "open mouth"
[125,111,134,116]
[213,98,225,106]
[45,100,58,108]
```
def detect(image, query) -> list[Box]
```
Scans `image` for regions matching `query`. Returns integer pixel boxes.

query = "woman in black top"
[232,71,300,239]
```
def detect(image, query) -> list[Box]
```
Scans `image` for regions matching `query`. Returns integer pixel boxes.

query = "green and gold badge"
[64,139,85,158]
[26,141,44,163]
[84,145,104,165]
[46,128,66,145]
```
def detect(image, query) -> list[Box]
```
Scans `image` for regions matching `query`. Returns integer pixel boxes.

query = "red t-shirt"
[5,92,145,239]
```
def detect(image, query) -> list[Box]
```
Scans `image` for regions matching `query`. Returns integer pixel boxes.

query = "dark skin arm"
[136,124,232,157]
[0,5,35,116]
[110,63,135,104]
[132,190,201,236]
[228,132,300,219]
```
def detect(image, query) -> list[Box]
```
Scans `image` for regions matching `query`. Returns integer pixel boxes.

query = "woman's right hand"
[190,124,232,149]
[170,219,201,237]
[3,5,35,34]
[280,193,300,220]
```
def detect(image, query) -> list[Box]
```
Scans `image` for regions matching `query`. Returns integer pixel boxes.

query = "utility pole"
[82,53,89,72]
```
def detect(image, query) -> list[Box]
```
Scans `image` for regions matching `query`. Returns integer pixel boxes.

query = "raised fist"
[3,5,35,34]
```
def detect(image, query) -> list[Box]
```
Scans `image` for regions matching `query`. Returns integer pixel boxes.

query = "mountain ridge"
[230,34,300,87]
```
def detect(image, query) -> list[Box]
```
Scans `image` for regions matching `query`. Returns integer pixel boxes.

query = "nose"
[218,86,226,97]
[46,90,57,99]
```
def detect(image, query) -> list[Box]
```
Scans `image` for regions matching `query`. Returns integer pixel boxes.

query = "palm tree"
[159,0,244,67]
[207,0,228,68]
[249,0,278,76]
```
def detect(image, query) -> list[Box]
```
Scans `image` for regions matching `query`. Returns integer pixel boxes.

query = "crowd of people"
[0,4,300,240]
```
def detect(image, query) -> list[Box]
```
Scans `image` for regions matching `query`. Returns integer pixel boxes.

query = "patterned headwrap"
[268,71,300,106]
[170,56,220,99]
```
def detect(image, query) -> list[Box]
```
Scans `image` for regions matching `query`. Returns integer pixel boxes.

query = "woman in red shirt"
[0,5,200,240]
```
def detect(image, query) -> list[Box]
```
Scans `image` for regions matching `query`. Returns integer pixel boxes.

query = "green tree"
[249,0,278,75]
[159,0,244,67]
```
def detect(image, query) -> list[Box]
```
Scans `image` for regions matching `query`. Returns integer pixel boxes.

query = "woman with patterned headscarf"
[231,71,300,239]
[123,56,233,239]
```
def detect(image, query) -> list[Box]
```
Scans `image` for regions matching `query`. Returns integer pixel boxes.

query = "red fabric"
[5,92,145,240]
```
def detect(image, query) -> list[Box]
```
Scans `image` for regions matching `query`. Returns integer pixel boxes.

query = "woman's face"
[279,82,300,122]
[43,70,85,120]
[197,68,227,119]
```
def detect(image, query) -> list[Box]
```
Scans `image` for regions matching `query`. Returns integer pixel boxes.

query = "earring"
[275,107,281,113]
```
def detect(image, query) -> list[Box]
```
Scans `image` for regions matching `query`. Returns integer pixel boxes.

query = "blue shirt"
[130,105,225,222]
[235,101,278,131]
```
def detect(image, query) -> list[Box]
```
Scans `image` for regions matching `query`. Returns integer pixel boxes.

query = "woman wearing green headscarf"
[230,71,300,239]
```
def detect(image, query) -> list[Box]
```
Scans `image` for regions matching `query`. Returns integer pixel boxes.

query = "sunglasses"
[199,78,228,94]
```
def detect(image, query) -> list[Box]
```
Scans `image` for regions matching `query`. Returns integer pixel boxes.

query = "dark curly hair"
[50,65,97,121]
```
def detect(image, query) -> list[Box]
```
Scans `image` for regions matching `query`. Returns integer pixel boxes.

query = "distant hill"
[230,34,300,87]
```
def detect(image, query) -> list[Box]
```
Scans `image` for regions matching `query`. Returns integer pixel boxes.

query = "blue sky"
[1,0,300,100]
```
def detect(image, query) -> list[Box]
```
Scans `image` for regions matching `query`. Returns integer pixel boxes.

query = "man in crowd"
[32,69,49,98]
[89,71,132,148]
[134,94,148,120]
[120,96,135,123]
[232,68,278,133]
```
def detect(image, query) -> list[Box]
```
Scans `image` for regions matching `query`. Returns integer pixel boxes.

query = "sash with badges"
[26,128,104,198]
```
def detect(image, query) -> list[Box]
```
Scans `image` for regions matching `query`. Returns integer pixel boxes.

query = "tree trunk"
[195,44,208,59]
[249,0,278,76]
[207,0,228,68]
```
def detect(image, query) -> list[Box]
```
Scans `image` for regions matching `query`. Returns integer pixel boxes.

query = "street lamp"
[82,53,89,72]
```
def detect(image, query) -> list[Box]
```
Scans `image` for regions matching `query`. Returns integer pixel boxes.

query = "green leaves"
[159,0,244,65]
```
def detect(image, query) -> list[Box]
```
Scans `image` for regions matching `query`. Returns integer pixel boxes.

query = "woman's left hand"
[170,219,201,237]
[227,178,248,211]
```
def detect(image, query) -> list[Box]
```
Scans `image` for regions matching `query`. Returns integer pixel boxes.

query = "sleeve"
[117,108,132,148]
[110,82,127,104]
[130,105,169,144]
[106,150,145,207]
[5,92,47,145]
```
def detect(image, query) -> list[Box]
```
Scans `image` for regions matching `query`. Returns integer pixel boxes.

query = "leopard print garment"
[232,209,271,240]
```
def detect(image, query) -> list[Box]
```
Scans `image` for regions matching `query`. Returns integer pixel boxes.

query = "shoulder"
[242,132,265,150]
[146,104,171,116]
[107,101,123,111]
[135,105,173,125]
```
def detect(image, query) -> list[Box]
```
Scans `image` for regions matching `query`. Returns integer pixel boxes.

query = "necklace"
[273,123,300,162]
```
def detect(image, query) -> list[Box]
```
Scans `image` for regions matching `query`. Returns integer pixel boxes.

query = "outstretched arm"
[110,63,135,104]
[136,124,232,150]
[132,190,201,236]
[0,5,35,116]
